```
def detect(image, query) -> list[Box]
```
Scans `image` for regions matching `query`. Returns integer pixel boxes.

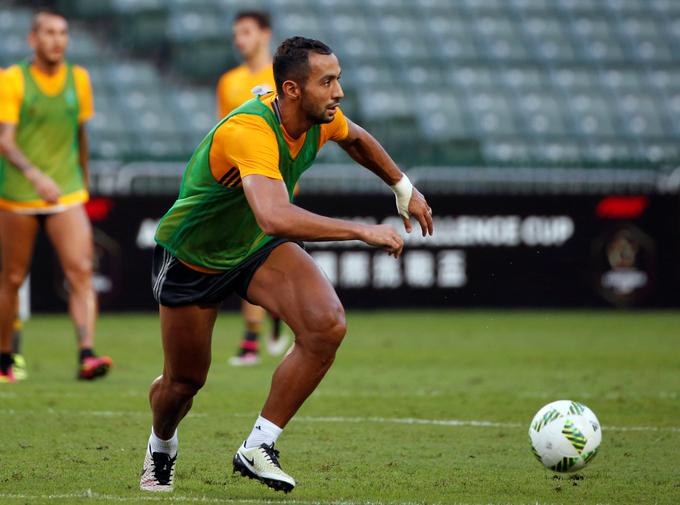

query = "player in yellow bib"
[0,67,26,380]
[217,10,290,366]
[139,37,434,493]
[0,10,112,382]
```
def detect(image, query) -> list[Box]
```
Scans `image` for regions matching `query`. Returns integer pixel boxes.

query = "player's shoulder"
[212,112,277,158]
[217,112,273,137]
[2,64,23,81]
[219,64,248,84]
[0,65,24,91]
[71,64,91,81]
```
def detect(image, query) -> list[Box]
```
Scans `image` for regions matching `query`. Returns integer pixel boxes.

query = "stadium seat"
[516,92,569,136]
[415,90,469,140]
[6,0,677,167]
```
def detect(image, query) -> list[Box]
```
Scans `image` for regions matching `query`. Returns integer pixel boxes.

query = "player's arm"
[242,174,404,257]
[338,119,433,237]
[78,125,89,188]
[0,122,60,203]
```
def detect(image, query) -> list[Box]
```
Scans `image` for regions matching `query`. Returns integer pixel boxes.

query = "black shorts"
[151,238,296,307]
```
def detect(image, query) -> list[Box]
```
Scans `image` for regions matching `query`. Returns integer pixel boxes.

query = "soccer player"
[217,10,289,366]
[0,67,27,381]
[140,36,433,493]
[217,10,275,117]
[0,10,112,383]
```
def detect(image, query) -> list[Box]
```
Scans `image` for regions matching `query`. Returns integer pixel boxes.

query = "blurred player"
[217,10,274,118]
[0,67,26,380]
[217,10,289,366]
[0,10,112,383]
[140,37,433,493]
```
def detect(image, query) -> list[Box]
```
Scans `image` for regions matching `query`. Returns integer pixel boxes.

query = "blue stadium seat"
[11,0,677,166]
[516,92,570,136]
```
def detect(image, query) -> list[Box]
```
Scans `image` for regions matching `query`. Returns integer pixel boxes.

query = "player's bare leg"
[141,303,217,491]
[0,211,38,383]
[0,218,28,380]
[45,205,111,379]
[151,303,216,438]
[233,242,346,492]
[249,244,345,426]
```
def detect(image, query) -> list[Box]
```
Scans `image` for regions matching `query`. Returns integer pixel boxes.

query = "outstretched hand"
[360,224,404,258]
[401,187,433,237]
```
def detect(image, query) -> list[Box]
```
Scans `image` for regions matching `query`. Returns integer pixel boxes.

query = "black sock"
[271,318,281,340]
[0,353,12,373]
[79,348,94,363]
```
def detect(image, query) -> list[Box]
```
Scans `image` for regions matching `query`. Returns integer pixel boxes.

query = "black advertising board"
[29,192,680,311]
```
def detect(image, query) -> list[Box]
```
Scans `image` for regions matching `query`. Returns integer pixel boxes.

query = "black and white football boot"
[233,442,296,493]
[140,445,177,492]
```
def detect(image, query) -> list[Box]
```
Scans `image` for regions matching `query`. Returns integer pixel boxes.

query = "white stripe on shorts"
[153,249,174,302]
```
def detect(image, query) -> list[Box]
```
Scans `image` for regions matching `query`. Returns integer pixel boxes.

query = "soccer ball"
[528,400,601,473]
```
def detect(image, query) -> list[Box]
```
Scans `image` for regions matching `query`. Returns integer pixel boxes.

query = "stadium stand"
[2,0,680,168]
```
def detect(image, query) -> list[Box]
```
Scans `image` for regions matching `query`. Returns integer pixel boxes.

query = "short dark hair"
[273,37,333,95]
[233,10,271,30]
[32,8,67,32]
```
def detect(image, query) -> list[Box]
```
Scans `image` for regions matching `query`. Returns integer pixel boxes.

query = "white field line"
[294,415,680,434]
[0,492,425,505]
[1,409,679,433]
[518,391,679,401]
[0,492,611,505]
[11,389,680,400]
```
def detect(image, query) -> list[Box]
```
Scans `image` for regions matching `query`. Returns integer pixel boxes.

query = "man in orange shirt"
[217,10,289,366]
[0,10,112,382]
[217,11,275,118]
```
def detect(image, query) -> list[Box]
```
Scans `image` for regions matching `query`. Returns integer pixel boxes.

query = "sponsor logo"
[593,225,656,306]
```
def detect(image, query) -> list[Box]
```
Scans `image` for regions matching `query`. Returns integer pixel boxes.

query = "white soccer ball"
[528,400,601,473]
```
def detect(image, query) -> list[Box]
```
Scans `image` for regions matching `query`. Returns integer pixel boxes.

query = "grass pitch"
[1,310,679,505]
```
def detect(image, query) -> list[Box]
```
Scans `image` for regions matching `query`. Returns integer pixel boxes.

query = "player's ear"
[281,80,300,101]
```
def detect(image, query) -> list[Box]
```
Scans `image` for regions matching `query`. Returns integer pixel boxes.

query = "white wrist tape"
[390,174,413,219]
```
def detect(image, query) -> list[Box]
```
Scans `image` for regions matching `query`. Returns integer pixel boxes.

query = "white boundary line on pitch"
[0,492,609,505]
[2,409,679,433]
[0,493,426,505]
[293,415,680,433]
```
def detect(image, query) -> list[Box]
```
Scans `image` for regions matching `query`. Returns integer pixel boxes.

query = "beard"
[301,96,335,125]
[37,47,64,66]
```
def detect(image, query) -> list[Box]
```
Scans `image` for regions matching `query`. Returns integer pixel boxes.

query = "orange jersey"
[209,93,349,185]
[0,63,94,125]
[216,63,275,118]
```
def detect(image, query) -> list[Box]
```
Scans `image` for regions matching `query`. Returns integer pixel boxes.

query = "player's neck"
[32,57,63,76]
[276,97,312,140]
[245,49,272,74]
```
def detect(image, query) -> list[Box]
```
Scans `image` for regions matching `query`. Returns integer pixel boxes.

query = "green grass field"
[1,311,679,505]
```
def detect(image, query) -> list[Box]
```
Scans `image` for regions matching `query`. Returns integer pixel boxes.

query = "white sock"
[149,428,178,457]
[244,415,282,449]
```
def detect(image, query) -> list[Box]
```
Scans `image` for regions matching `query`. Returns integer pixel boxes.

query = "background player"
[217,10,289,366]
[140,37,433,493]
[0,10,112,382]
[0,66,27,381]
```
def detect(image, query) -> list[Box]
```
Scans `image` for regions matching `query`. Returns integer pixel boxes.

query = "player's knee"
[305,303,347,351]
[1,270,27,292]
[168,375,206,399]
[64,258,93,286]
